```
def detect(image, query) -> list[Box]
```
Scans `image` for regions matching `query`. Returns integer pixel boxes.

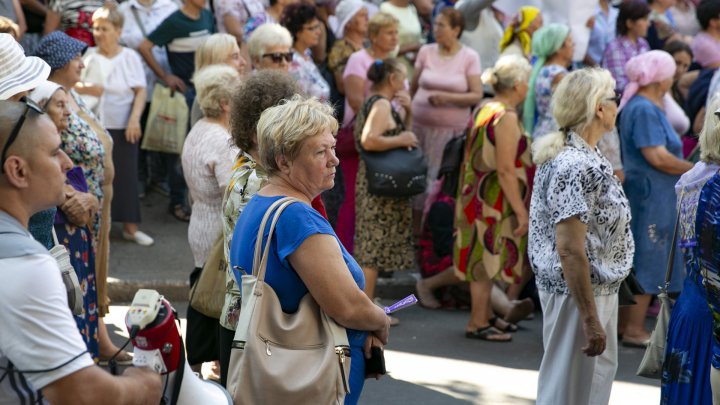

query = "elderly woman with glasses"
[247,22,293,71]
[529,68,634,404]
[281,3,330,101]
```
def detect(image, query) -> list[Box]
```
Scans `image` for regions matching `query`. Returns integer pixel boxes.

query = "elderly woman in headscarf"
[617,50,694,348]
[662,93,720,405]
[499,6,543,60]
[522,23,574,139]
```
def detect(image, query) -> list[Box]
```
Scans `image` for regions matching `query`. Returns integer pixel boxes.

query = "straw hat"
[0,33,51,100]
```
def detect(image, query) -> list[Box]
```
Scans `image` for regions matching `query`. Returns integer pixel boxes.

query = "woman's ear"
[275,154,291,174]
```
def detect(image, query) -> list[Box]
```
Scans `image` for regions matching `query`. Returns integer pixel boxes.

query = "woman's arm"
[344,74,365,114]
[409,61,423,97]
[74,82,104,97]
[43,9,60,35]
[493,111,527,236]
[556,216,606,357]
[360,99,417,151]
[428,74,483,107]
[223,14,244,45]
[289,233,390,343]
[60,186,99,227]
[640,145,693,175]
[125,86,146,144]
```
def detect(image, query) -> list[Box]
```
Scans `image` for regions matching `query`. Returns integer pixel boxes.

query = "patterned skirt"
[55,223,99,361]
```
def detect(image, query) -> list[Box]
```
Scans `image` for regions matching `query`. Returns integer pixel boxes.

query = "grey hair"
[480,54,531,94]
[532,68,615,164]
[257,95,338,175]
[247,23,293,60]
[700,94,720,165]
[193,64,241,118]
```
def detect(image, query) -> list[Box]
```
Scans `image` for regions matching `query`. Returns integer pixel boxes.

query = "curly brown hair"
[230,70,300,152]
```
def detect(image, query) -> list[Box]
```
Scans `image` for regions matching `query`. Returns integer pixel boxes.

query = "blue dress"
[618,95,684,293]
[230,195,368,405]
[661,162,719,404]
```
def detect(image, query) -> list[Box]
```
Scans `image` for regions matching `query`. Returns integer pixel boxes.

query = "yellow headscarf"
[499,6,541,57]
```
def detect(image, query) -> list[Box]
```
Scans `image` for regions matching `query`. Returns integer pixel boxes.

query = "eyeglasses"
[1,97,45,173]
[262,52,293,64]
[607,91,622,105]
[303,23,322,32]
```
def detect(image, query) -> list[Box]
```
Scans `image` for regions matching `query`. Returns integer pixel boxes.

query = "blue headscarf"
[522,23,571,133]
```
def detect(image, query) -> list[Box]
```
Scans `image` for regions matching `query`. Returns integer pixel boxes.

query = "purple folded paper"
[384,294,418,314]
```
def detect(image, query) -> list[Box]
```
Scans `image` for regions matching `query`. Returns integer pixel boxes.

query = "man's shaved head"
[0,100,45,162]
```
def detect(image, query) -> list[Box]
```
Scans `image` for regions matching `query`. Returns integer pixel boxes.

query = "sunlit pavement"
[105,300,660,405]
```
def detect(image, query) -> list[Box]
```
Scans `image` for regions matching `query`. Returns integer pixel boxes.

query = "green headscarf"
[522,23,571,134]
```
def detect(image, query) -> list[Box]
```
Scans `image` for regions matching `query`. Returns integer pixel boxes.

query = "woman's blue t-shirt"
[230,194,365,315]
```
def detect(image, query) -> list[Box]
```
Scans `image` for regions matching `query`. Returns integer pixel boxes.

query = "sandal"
[489,316,518,333]
[169,205,190,222]
[465,325,512,342]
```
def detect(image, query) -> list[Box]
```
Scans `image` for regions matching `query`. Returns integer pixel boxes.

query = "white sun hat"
[334,0,368,39]
[0,33,51,100]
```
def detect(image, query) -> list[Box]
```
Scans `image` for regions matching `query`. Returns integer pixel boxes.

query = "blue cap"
[33,31,88,70]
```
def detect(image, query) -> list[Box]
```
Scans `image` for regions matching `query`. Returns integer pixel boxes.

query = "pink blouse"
[411,44,481,130]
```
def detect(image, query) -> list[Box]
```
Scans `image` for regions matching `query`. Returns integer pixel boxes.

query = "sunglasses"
[262,52,293,64]
[607,91,622,105]
[1,96,45,173]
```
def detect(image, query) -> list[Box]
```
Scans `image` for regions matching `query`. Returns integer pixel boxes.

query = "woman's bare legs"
[619,293,652,345]
[467,279,511,341]
[416,267,460,308]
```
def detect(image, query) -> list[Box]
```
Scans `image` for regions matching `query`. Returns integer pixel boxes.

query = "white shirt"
[119,0,179,101]
[83,47,147,129]
[0,255,95,404]
[528,132,635,296]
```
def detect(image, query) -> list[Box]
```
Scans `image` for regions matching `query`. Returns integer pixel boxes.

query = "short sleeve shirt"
[289,49,331,101]
[147,9,215,86]
[214,0,266,34]
[230,195,364,314]
[0,213,94,404]
[528,132,634,296]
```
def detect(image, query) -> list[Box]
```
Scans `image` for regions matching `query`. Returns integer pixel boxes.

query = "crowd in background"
[3,0,720,403]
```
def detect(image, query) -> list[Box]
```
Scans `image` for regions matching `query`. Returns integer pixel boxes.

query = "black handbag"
[357,95,428,198]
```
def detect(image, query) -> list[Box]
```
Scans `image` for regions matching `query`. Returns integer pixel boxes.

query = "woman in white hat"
[0,33,50,101]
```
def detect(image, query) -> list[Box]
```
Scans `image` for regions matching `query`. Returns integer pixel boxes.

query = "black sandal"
[169,205,190,222]
[489,316,519,333]
[465,325,512,342]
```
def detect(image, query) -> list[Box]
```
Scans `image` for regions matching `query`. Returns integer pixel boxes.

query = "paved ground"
[105,189,662,404]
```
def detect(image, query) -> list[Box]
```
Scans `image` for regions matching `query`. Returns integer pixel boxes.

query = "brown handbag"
[188,234,226,318]
[227,197,351,404]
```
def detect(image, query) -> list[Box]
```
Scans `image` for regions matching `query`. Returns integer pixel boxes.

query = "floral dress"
[661,162,720,405]
[454,102,532,283]
[220,152,266,331]
[531,64,567,139]
[353,95,415,272]
[289,49,330,102]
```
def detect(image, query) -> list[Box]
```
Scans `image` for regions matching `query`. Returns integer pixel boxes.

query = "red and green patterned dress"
[453,101,532,283]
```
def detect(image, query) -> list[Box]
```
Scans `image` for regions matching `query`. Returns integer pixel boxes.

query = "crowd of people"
[3,0,720,403]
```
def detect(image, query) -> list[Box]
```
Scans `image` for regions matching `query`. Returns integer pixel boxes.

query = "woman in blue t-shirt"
[229,95,391,404]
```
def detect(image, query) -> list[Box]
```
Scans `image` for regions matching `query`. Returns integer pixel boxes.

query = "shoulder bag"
[227,197,351,404]
[636,201,681,379]
[357,95,428,198]
[50,227,84,315]
[188,234,226,318]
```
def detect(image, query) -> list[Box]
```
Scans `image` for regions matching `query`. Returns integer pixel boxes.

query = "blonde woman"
[454,54,532,341]
[529,68,633,404]
[190,33,247,125]
[181,64,241,373]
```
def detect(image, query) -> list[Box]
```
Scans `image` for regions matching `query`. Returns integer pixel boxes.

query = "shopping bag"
[141,83,188,154]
